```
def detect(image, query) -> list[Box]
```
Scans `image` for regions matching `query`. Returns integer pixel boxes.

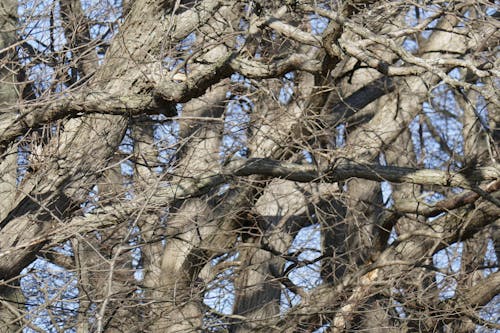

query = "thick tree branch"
[1,51,324,158]
[0,92,176,154]
[253,192,500,332]
[229,158,499,189]
[2,156,496,281]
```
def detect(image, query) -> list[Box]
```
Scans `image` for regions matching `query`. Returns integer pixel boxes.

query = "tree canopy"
[0,0,499,332]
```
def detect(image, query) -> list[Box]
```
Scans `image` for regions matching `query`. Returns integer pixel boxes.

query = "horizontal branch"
[1,51,324,159]
[229,158,499,189]
[0,92,177,155]
[0,0,226,156]
[2,156,497,280]
[154,52,323,102]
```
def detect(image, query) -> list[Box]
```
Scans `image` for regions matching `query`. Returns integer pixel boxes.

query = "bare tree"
[0,0,499,332]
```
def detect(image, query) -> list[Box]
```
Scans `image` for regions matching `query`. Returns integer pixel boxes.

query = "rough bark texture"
[0,1,25,331]
[0,0,499,332]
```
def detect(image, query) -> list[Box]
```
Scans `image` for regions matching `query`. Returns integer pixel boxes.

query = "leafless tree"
[0,0,499,332]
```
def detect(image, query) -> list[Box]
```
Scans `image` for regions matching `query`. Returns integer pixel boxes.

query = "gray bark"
[0,1,24,331]
[0,1,498,332]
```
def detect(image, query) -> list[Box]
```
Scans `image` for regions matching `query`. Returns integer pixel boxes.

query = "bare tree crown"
[0,0,498,332]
